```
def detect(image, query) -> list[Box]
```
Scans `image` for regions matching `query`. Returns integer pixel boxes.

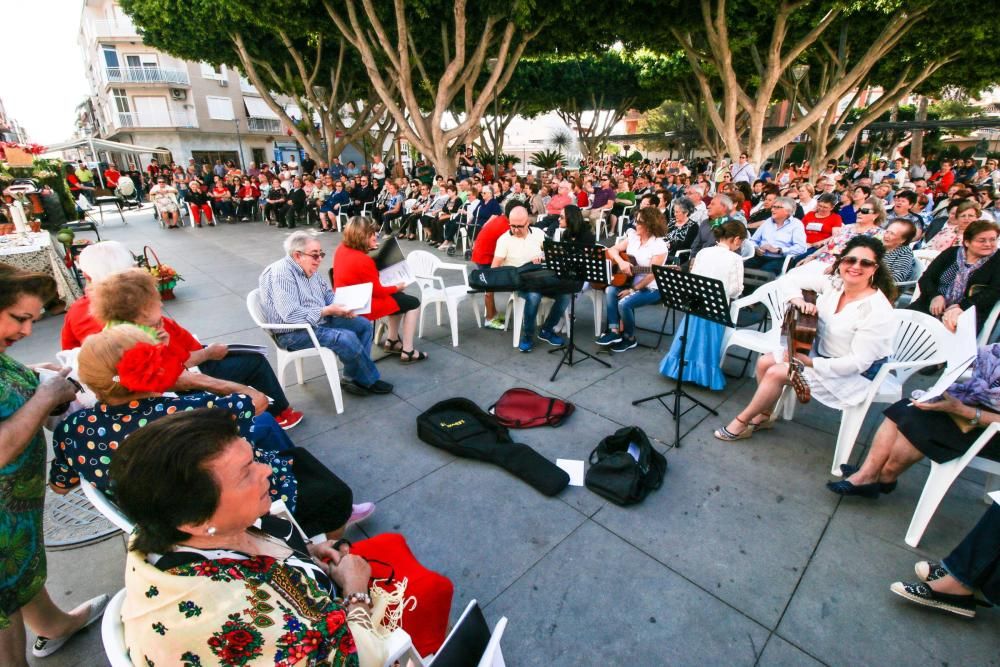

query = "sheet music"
[333,282,372,315]
[913,307,978,403]
[379,261,414,287]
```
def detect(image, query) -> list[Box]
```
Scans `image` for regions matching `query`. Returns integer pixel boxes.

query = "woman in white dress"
[660,220,746,390]
[714,235,897,440]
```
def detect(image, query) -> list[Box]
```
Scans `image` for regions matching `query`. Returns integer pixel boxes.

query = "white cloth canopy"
[244,97,279,120]
[43,138,171,156]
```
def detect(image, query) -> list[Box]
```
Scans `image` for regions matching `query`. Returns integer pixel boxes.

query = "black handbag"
[585,426,667,505]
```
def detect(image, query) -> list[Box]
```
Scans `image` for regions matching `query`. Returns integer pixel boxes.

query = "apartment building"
[0,96,28,144]
[78,0,302,169]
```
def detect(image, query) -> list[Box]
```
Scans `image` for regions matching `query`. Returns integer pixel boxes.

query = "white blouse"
[777,271,895,380]
[691,244,744,300]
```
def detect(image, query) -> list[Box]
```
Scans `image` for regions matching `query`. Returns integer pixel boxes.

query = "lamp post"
[777,63,809,170]
[487,57,500,179]
[234,117,246,170]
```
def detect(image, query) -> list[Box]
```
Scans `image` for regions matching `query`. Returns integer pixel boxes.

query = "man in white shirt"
[746,196,807,274]
[370,155,386,186]
[686,184,709,223]
[491,205,569,352]
[730,153,757,184]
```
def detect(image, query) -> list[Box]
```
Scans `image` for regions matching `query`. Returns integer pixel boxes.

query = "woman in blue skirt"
[660,220,747,390]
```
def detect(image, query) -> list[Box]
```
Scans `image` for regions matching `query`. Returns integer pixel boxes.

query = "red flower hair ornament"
[113,342,187,393]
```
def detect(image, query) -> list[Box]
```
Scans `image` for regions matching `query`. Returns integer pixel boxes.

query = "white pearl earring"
[206,527,216,536]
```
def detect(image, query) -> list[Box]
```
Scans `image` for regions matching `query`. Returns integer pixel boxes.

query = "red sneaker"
[275,408,304,430]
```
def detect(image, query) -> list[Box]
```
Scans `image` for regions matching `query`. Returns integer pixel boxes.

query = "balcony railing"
[247,117,282,133]
[104,67,190,86]
[85,18,140,40]
[116,111,198,130]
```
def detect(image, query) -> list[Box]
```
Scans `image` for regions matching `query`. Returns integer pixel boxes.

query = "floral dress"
[0,354,46,628]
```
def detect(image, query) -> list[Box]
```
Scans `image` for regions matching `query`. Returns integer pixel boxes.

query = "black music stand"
[542,240,612,381]
[632,265,733,447]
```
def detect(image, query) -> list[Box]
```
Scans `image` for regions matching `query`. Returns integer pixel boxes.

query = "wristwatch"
[969,408,982,427]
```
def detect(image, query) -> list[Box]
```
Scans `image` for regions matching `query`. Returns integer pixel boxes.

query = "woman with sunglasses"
[793,197,886,275]
[148,176,181,228]
[715,235,896,441]
[110,408,454,667]
[909,220,1000,335]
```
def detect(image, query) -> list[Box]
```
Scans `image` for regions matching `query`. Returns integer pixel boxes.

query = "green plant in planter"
[529,149,566,170]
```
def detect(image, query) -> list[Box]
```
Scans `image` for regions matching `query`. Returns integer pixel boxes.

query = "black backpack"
[585,426,667,505]
[416,398,570,496]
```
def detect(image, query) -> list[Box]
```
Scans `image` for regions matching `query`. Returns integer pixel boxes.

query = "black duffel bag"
[468,266,522,291]
[585,426,667,505]
[417,398,570,496]
[517,264,583,296]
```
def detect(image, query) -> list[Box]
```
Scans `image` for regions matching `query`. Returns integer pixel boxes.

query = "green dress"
[0,354,46,628]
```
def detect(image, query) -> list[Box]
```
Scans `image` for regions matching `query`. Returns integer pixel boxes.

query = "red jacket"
[931,169,955,196]
[332,244,400,320]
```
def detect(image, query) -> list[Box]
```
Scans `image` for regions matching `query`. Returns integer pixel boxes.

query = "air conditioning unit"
[219,78,229,87]
[170,88,187,101]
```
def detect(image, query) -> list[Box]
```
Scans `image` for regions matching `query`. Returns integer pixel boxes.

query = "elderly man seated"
[259,231,392,396]
[493,205,569,353]
[745,196,807,274]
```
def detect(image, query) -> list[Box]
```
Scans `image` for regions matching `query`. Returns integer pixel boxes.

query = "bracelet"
[344,591,372,608]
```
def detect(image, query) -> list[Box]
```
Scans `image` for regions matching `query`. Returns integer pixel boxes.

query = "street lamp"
[234,117,246,170]
[487,57,500,179]
[778,63,809,170]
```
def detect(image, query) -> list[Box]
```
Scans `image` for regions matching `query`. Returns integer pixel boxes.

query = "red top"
[931,169,955,196]
[66,173,83,192]
[471,215,511,265]
[238,184,260,199]
[104,168,121,188]
[332,244,400,321]
[60,294,197,358]
[801,211,843,244]
[575,191,588,208]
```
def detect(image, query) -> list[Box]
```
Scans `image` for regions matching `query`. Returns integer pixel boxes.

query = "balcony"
[115,110,198,130]
[247,117,282,133]
[104,66,190,86]
[84,17,140,41]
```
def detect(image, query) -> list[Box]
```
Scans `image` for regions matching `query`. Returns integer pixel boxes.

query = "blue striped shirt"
[258,255,333,333]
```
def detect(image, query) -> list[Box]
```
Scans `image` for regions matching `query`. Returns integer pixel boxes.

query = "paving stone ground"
[11,208,998,666]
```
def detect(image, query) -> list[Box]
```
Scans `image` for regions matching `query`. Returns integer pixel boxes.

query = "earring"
[206,527,216,536]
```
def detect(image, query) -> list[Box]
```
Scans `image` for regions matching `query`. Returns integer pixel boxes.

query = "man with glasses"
[491,205,568,352]
[585,176,616,227]
[351,176,376,216]
[730,153,757,184]
[258,232,391,396]
[745,196,807,274]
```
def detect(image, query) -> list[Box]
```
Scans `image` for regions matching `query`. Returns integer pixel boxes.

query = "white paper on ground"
[555,459,585,486]
[915,306,978,403]
[333,282,373,315]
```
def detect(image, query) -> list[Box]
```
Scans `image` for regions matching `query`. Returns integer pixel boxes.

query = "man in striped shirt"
[258,231,392,395]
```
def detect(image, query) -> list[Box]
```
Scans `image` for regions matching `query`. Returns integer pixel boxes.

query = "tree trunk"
[910,96,928,163]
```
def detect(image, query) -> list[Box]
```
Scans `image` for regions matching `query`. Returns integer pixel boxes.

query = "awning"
[284,103,302,120]
[43,138,171,155]
[244,96,279,120]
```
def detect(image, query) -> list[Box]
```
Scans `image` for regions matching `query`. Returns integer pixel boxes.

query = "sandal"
[749,411,775,431]
[382,338,404,354]
[400,349,429,364]
[713,416,752,442]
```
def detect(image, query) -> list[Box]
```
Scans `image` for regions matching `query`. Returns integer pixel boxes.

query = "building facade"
[78,0,301,169]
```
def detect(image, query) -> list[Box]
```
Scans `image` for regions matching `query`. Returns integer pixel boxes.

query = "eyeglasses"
[509,224,528,229]
[298,251,326,260]
[840,256,878,269]
[858,207,874,214]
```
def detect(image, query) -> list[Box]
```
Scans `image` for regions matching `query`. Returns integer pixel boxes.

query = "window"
[200,62,221,79]
[125,54,158,69]
[101,45,119,68]
[112,89,130,113]
[244,97,278,119]
[206,96,235,120]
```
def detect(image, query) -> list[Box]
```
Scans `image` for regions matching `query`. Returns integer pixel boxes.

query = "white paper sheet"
[915,307,978,403]
[333,282,373,315]
[379,260,414,287]
[989,490,999,505]
[555,459,585,487]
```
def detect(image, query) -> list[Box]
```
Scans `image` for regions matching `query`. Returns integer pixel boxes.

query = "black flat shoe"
[826,478,881,498]
[890,581,976,618]
[839,465,898,494]
[364,379,394,394]
[341,380,369,396]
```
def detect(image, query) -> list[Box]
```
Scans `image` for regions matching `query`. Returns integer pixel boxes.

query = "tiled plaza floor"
[11,208,998,666]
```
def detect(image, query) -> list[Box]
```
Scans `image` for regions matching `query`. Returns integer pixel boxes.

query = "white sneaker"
[484,316,506,330]
[32,594,110,657]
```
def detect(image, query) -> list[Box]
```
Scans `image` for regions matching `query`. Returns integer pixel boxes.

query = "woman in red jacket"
[333,218,428,363]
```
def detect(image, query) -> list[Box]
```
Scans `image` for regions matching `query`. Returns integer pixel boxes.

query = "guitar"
[783,289,818,403]
[592,252,661,289]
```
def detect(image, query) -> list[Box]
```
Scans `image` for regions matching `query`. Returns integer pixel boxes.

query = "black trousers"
[943,503,1000,603]
[290,447,353,537]
[198,351,290,415]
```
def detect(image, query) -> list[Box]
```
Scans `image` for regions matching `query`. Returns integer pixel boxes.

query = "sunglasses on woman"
[857,207,874,214]
[840,256,878,269]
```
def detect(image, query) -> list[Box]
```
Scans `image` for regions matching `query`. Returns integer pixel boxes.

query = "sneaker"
[484,316,506,330]
[611,336,638,352]
[346,502,376,527]
[538,329,565,347]
[32,594,111,657]
[915,561,949,583]
[342,380,369,396]
[596,330,622,346]
[518,338,534,353]
[363,379,394,394]
[889,581,976,618]
[275,408,304,430]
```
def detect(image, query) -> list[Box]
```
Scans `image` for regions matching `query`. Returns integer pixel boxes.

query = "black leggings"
[391,292,420,313]
[291,447,353,537]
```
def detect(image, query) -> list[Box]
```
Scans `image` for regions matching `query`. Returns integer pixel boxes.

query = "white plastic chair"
[777,310,950,476]
[408,250,482,346]
[977,300,1000,346]
[81,482,135,534]
[246,289,344,414]
[616,203,636,236]
[894,258,924,307]
[720,281,785,374]
[424,599,508,667]
[905,423,1000,547]
[504,294,561,348]
[101,589,131,667]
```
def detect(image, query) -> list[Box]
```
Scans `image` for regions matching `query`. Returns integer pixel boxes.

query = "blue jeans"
[250,412,295,453]
[519,291,570,339]
[942,503,1000,604]
[278,316,379,387]
[605,286,661,337]
[745,254,786,274]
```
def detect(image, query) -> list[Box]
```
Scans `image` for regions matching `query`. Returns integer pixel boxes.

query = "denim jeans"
[199,352,290,415]
[744,254,786,274]
[942,503,999,603]
[277,316,379,387]
[249,412,295,453]
[605,286,661,337]
[519,291,570,339]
